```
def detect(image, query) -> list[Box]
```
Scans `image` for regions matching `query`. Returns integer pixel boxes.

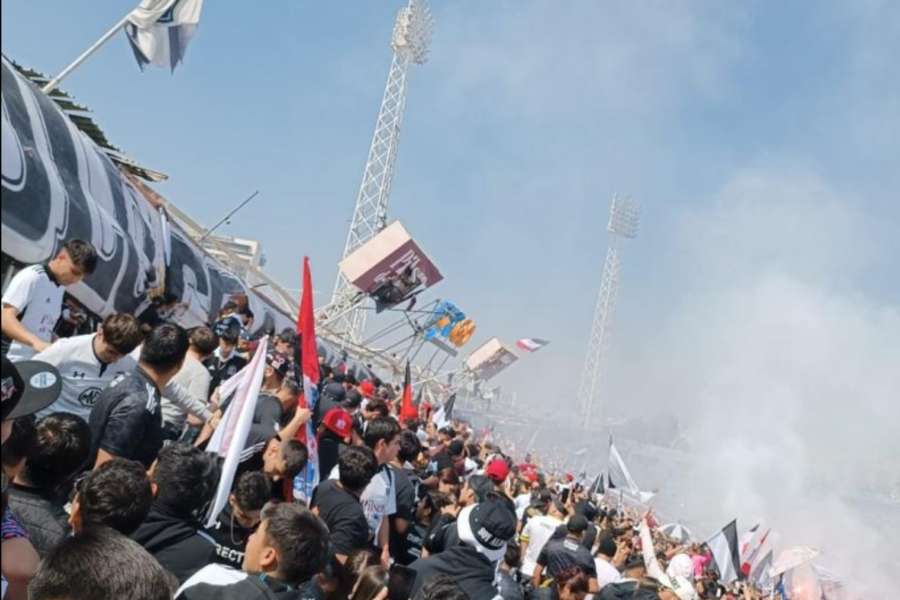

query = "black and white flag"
[126,0,204,71]
[707,519,742,584]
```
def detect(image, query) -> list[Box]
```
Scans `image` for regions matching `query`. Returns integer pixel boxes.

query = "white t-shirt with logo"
[329,463,397,545]
[2,265,65,362]
[34,334,136,422]
[519,514,563,578]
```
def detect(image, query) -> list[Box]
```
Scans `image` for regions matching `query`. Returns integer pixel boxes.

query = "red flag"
[291,257,321,502]
[400,361,417,421]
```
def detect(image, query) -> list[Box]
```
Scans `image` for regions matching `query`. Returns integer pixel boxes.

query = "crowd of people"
[2,239,777,600]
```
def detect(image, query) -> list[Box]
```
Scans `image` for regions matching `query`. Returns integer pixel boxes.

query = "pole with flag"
[293,257,320,504]
[707,519,742,584]
[204,336,269,527]
[42,0,204,94]
[400,361,418,422]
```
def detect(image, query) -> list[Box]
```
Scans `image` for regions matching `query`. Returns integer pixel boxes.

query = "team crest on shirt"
[78,387,102,407]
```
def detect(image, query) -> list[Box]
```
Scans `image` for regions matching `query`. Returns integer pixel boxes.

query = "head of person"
[48,239,98,286]
[396,428,422,465]
[139,323,189,385]
[416,490,451,525]
[1,358,62,444]
[358,380,376,400]
[485,457,510,487]
[28,527,177,600]
[556,568,590,600]
[277,378,300,413]
[349,565,388,600]
[188,325,218,360]
[567,514,589,541]
[93,313,143,363]
[437,467,460,495]
[228,470,271,530]
[70,458,152,535]
[448,439,465,461]
[418,576,468,600]
[1,415,36,479]
[437,427,454,444]
[623,554,647,579]
[240,307,254,329]
[243,503,329,586]
[343,388,362,412]
[455,494,517,563]
[362,398,388,421]
[595,533,618,560]
[218,321,241,353]
[338,445,378,495]
[263,438,308,481]
[460,474,494,507]
[503,541,522,573]
[19,412,91,492]
[265,351,291,388]
[549,496,567,520]
[274,329,297,355]
[362,417,400,465]
[148,442,219,519]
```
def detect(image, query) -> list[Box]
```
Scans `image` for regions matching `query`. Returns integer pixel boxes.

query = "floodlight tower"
[323,0,434,344]
[577,195,640,428]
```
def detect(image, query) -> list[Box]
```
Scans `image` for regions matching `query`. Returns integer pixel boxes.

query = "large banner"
[1,57,286,334]
[465,337,518,381]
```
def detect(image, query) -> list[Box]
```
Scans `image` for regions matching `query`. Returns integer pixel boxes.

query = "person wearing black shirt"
[204,325,247,396]
[204,471,270,570]
[89,324,189,469]
[310,445,377,563]
[388,429,421,564]
[533,515,599,593]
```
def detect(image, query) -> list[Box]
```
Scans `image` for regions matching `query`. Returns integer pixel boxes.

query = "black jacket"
[131,503,217,584]
[410,545,500,599]
[178,574,322,600]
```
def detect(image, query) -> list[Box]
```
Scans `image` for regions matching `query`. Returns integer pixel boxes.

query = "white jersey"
[2,265,66,362]
[34,334,136,422]
[329,463,397,545]
[519,514,563,578]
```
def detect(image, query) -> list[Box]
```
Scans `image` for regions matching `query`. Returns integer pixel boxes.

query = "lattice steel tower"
[322,0,433,344]
[577,195,640,427]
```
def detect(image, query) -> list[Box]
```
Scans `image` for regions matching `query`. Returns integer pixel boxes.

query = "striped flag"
[516,338,550,352]
[126,0,204,71]
[204,335,269,527]
[750,549,774,588]
[742,527,771,576]
[707,519,742,584]
[292,257,320,504]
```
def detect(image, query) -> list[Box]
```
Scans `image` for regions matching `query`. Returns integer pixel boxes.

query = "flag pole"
[42,11,133,94]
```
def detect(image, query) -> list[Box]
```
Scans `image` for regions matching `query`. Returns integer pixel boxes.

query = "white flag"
[608,434,641,495]
[126,0,204,71]
[707,519,741,584]
[204,336,268,528]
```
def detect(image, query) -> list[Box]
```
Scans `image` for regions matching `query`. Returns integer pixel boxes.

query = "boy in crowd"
[329,416,401,567]
[311,445,377,563]
[204,322,247,395]
[388,429,422,564]
[176,503,329,600]
[161,326,217,441]
[88,323,189,468]
[7,413,91,556]
[68,458,153,536]
[131,443,220,584]
[1,239,97,361]
[533,514,599,593]
[204,471,270,570]
[33,313,144,422]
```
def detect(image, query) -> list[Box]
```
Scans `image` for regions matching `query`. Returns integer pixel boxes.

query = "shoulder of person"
[175,563,247,599]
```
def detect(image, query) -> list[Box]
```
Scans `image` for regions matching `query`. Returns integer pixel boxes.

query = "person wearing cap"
[1,239,98,362]
[519,494,567,581]
[313,374,347,427]
[533,514,599,593]
[1,357,62,444]
[358,380,376,405]
[409,494,518,599]
[310,445,377,563]
[203,322,247,397]
[316,406,352,478]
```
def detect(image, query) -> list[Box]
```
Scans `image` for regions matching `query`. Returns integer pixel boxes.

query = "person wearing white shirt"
[33,313,144,422]
[594,534,623,590]
[1,240,97,362]
[518,498,567,579]
[160,326,217,440]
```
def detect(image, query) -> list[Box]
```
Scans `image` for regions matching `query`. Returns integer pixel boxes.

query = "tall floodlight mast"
[577,195,640,428]
[321,0,433,344]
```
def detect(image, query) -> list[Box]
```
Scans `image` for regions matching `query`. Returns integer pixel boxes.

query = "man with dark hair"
[389,429,422,564]
[28,526,177,600]
[311,445,377,562]
[7,412,91,555]
[533,514,599,593]
[161,326,217,440]
[131,443,220,584]
[330,416,401,566]
[69,458,153,535]
[176,503,329,599]
[205,322,247,395]
[204,470,270,570]
[416,575,469,600]
[2,239,98,361]
[88,323,189,468]
[33,312,144,423]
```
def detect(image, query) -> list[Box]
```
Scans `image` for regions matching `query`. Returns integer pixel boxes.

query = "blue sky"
[5,3,900,589]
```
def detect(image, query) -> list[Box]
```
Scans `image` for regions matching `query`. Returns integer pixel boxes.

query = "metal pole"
[198,191,260,242]
[42,12,133,95]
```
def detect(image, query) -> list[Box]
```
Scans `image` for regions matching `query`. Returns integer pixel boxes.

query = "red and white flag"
[293,257,321,503]
[400,361,417,421]
[516,338,549,352]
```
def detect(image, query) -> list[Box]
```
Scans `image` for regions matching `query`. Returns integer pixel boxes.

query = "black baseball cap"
[2,357,61,421]
[457,495,517,562]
